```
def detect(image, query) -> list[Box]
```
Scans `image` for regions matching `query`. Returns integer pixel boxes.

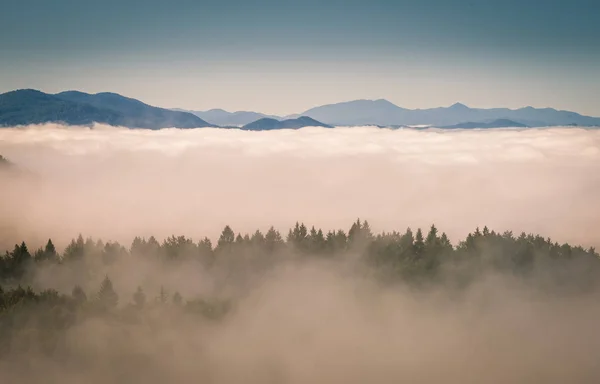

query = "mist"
[1,124,600,383]
[1,124,599,249]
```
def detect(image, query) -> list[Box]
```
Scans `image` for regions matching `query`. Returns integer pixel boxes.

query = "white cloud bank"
[1,124,599,250]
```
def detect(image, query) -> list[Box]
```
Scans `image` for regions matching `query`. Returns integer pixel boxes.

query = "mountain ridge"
[54,90,214,129]
[294,99,600,127]
[2,89,599,129]
[0,89,213,129]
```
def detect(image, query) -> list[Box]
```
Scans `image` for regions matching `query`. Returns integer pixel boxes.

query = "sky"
[1,0,599,116]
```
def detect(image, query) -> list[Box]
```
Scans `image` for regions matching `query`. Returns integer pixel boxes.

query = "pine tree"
[265,226,283,252]
[72,285,87,304]
[97,275,118,309]
[425,225,439,247]
[362,220,373,239]
[440,233,453,250]
[250,230,265,248]
[35,239,58,263]
[348,219,362,242]
[130,236,145,255]
[217,226,235,249]
[8,242,32,280]
[63,234,85,262]
[413,228,425,258]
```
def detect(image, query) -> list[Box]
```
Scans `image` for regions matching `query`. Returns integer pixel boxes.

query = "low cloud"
[0,124,599,250]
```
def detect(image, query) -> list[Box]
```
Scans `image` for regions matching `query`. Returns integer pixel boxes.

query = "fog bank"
[1,124,599,250]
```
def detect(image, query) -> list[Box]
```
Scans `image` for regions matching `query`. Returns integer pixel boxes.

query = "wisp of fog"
[1,124,600,384]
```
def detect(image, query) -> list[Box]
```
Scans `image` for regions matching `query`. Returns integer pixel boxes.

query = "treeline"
[2,220,599,285]
[2,220,599,293]
[0,220,598,360]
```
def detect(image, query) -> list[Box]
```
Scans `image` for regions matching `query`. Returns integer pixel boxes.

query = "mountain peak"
[373,98,395,105]
[449,102,469,109]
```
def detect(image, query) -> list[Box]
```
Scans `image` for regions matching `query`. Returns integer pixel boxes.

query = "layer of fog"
[1,124,600,383]
[4,262,600,384]
[1,124,599,250]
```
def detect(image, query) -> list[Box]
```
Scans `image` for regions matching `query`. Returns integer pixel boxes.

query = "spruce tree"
[97,275,119,309]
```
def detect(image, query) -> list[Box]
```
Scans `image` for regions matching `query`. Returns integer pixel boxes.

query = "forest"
[1,220,599,382]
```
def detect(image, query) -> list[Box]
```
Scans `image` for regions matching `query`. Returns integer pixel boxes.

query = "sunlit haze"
[1,125,599,249]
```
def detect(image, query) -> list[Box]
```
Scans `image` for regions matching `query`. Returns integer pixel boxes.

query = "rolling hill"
[242,116,332,130]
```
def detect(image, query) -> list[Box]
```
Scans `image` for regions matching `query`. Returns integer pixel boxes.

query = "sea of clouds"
[1,124,599,250]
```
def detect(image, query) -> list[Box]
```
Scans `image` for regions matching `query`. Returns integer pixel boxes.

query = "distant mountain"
[243,116,332,130]
[288,99,405,125]
[441,119,528,129]
[173,108,281,127]
[0,89,122,127]
[295,100,600,127]
[54,91,214,129]
[0,89,214,129]
[4,88,599,130]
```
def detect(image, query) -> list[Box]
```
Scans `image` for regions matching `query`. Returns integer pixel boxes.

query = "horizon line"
[3,87,598,118]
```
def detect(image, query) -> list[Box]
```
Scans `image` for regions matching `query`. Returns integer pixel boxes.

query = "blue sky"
[1,0,599,115]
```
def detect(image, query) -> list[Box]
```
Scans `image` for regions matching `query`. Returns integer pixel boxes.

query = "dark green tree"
[265,226,284,252]
[72,285,87,304]
[413,228,425,258]
[217,225,235,249]
[97,275,118,310]
[63,234,86,262]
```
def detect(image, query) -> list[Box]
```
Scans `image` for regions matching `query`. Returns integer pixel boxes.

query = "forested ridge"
[0,220,599,370]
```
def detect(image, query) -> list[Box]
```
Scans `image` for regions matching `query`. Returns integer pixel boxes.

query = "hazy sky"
[1,0,599,115]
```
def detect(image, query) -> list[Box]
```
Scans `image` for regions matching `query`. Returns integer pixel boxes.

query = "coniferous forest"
[1,220,599,383]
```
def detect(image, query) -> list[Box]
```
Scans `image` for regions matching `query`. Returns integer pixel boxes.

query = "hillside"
[0,89,214,129]
[55,91,214,129]
[0,89,122,127]
[242,116,332,130]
